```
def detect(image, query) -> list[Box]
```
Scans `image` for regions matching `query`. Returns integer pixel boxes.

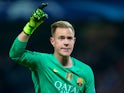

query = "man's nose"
[64,39,69,46]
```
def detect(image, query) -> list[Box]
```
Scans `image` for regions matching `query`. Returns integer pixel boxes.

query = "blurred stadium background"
[0,0,124,93]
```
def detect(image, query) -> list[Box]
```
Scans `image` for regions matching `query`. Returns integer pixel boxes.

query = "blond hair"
[51,21,75,36]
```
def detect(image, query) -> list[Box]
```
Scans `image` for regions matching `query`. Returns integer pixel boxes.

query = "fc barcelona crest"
[77,78,83,86]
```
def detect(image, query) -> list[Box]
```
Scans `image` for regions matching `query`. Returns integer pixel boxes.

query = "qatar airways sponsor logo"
[54,81,79,93]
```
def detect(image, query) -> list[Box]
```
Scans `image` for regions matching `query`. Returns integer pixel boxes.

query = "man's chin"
[61,53,71,57]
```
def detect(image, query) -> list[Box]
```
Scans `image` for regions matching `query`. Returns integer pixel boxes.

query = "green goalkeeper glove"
[23,3,48,35]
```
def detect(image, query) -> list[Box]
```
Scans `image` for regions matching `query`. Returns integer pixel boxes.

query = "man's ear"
[74,37,76,43]
[50,37,54,47]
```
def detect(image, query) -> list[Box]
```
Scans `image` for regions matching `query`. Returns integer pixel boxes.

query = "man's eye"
[68,37,73,40]
[59,36,65,40]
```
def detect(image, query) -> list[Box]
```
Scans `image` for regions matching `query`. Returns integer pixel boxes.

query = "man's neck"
[54,54,72,68]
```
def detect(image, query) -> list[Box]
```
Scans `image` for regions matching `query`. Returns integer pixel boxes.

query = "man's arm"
[18,31,30,42]
[18,3,48,42]
[9,3,48,66]
[85,67,96,93]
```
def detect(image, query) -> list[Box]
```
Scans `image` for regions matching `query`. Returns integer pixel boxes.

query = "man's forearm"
[9,2,48,61]
[18,31,30,42]
[9,31,29,61]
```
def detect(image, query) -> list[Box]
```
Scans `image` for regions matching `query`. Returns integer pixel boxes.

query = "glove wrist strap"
[23,22,34,35]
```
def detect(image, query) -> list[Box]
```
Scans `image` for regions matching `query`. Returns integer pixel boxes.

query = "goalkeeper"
[9,3,96,93]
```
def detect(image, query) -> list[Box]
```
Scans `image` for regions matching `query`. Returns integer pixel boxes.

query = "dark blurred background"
[0,0,124,93]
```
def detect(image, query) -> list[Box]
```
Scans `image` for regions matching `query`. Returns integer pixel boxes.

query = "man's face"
[50,27,76,57]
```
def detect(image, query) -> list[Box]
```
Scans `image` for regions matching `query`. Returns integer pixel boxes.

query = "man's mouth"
[61,48,70,52]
